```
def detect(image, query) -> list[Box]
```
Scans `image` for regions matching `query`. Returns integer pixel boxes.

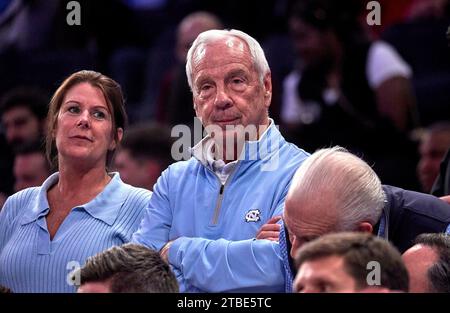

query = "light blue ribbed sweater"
[0,172,151,293]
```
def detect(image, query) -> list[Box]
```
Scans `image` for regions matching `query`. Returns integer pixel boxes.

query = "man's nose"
[214,86,232,109]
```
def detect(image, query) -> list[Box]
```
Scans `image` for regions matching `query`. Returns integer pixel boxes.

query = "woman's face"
[54,82,122,168]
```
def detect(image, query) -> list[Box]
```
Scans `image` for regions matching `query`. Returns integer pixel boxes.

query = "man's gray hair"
[288,146,385,231]
[185,29,270,93]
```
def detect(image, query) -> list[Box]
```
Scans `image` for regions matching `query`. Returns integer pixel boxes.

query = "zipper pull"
[219,184,224,194]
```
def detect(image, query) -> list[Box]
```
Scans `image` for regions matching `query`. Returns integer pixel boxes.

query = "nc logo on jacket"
[245,209,261,222]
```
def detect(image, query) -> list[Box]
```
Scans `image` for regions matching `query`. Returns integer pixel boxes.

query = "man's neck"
[212,119,271,163]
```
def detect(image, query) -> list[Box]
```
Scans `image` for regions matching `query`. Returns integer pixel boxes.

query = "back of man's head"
[285,147,385,238]
[77,243,179,293]
[403,233,450,293]
[295,232,409,292]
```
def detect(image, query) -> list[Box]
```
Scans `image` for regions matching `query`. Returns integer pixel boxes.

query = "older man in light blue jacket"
[133,29,309,292]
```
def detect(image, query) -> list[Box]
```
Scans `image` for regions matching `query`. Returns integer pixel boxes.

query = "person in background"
[0,87,48,148]
[282,0,419,189]
[0,70,151,292]
[75,243,179,293]
[432,148,450,203]
[113,124,174,191]
[402,233,450,293]
[293,232,409,293]
[0,86,49,199]
[417,121,450,193]
[155,11,223,126]
[13,140,52,192]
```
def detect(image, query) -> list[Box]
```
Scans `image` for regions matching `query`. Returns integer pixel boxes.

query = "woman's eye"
[93,111,106,119]
[68,106,80,113]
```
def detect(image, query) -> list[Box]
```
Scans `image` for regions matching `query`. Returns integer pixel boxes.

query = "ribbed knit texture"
[0,172,151,293]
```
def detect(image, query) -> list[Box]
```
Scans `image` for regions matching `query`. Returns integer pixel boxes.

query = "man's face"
[417,131,450,192]
[293,255,358,293]
[13,152,49,192]
[402,244,438,292]
[114,149,161,191]
[191,35,272,144]
[284,198,337,259]
[2,106,42,147]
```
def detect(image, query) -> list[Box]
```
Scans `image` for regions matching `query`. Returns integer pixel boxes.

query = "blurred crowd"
[0,0,449,203]
[0,0,450,295]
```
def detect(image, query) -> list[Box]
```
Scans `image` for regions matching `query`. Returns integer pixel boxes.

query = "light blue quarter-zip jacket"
[133,124,309,292]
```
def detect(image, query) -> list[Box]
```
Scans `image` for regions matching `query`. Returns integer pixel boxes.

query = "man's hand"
[440,195,450,205]
[160,240,174,264]
[256,216,282,242]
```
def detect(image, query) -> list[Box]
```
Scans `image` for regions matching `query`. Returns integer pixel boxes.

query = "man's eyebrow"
[311,276,335,286]
[226,69,247,79]
[194,76,213,87]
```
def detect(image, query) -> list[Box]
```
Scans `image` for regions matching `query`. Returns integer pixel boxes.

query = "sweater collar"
[20,172,129,226]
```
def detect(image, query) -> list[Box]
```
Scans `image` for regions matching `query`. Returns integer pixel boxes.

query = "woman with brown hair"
[0,70,151,292]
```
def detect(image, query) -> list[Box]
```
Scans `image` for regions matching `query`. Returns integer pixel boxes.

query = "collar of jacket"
[189,119,283,167]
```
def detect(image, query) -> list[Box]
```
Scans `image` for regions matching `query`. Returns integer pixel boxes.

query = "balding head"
[402,233,450,293]
[176,11,223,63]
[284,147,385,257]
[186,29,271,92]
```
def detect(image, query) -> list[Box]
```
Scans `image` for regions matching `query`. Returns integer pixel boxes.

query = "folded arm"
[169,236,285,292]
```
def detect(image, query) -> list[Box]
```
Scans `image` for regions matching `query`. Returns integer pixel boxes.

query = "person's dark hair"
[46,70,127,169]
[0,284,12,293]
[0,86,48,120]
[295,232,409,292]
[414,233,450,293]
[77,243,179,293]
[290,0,366,44]
[119,124,174,170]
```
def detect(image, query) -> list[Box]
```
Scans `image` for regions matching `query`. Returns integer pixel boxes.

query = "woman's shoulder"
[115,179,152,202]
[5,187,41,206]
[126,185,152,200]
[0,187,41,221]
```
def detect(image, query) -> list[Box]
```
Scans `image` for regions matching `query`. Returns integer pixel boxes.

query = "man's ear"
[290,234,300,260]
[263,72,272,108]
[357,222,373,233]
[193,96,198,115]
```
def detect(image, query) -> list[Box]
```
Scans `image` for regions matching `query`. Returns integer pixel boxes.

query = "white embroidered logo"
[245,209,261,223]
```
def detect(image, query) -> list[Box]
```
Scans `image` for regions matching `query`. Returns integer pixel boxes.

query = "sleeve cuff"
[168,236,189,268]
